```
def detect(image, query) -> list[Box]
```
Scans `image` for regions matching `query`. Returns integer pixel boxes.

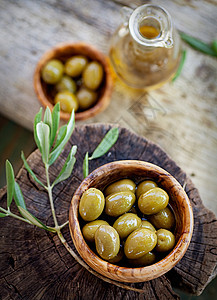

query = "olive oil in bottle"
[139,25,161,39]
[109,4,182,90]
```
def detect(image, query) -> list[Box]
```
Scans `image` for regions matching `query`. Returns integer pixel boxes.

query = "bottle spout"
[164,36,173,48]
[150,35,173,48]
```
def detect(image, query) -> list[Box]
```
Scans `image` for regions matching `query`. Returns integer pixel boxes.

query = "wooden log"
[0,0,217,220]
[0,124,216,299]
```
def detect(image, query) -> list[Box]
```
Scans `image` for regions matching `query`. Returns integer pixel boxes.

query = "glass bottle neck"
[129,4,173,49]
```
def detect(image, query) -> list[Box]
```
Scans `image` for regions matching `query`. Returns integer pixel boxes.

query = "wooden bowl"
[69,160,194,283]
[34,42,113,121]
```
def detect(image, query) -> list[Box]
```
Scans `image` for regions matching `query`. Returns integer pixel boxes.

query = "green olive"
[140,220,156,232]
[56,75,77,93]
[136,180,158,199]
[155,229,175,252]
[104,179,136,197]
[83,61,103,90]
[105,191,136,217]
[95,225,120,260]
[65,56,88,77]
[124,228,157,259]
[113,213,142,239]
[54,91,79,113]
[107,246,124,264]
[79,188,105,221]
[149,207,175,230]
[82,220,109,243]
[138,187,169,215]
[41,59,64,84]
[76,87,97,110]
[128,252,156,267]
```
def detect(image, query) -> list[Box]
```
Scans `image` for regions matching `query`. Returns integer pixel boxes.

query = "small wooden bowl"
[34,42,113,121]
[69,160,194,283]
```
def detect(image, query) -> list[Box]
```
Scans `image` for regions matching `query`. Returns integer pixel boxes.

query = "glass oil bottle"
[109,4,182,90]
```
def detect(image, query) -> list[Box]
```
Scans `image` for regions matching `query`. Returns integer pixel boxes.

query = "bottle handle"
[121,6,133,26]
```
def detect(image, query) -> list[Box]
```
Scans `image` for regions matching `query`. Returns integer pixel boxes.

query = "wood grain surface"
[0,124,217,300]
[0,0,216,218]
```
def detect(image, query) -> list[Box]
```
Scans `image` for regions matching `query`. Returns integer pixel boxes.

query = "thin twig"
[59,220,69,229]
[57,230,145,294]
[45,163,59,229]
[0,207,32,225]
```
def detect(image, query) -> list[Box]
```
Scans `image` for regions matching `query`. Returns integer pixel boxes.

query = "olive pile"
[79,179,176,267]
[41,56,104,113]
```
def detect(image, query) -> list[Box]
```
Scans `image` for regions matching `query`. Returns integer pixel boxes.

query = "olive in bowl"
[69,160,193,283]
[77,175,175,267]
[34,42,113,121]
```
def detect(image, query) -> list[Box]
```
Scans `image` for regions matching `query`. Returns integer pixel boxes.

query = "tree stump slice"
[0,124,216,300]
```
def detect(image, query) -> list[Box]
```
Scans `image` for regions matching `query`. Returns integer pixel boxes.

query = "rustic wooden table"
[0,0,216,216]
[0,1,217,299]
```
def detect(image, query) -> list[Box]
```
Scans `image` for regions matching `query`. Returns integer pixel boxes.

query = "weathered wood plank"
[0,0,216,240]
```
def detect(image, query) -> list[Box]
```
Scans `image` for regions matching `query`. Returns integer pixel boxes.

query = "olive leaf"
[172,49,187,82]
[83,152,89,178]
[50,103,60,148]
[180,32,217,57]
[6,160,15,209]
[49,110,75,165]
[89,128,119,160]
[52,145,77,187]
[52,125,67,151]
[0,213,7,218]
[36,122,50,164]
[43,106,52,131]
[34,108,43,153]
[212,40,217,55]
[21,151,46,188]
[14,181,26,210]
[18,206,55,232]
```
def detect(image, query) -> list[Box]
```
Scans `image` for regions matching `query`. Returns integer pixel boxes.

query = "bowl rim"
[33,41,113,121]
[69,160,194,283]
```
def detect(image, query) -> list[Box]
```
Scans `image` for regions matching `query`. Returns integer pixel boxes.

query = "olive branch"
[0,103,144,293]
